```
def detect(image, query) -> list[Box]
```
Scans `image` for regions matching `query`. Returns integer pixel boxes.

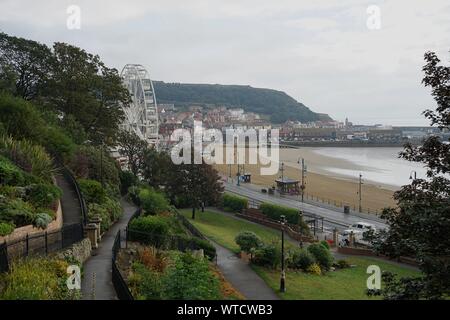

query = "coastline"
[213,145,398,212]
[214,162,396,213]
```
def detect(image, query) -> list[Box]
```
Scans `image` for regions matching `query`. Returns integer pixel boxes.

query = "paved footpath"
[81,200,136,300]
[212,242,279,300]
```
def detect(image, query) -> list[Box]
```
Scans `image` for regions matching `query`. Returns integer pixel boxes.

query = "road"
[224,181,388,232]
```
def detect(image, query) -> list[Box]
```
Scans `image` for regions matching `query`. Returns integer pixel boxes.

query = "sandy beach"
[213,147,397,213]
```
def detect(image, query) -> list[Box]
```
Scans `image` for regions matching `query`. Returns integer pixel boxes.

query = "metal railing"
[111,230,133,300]
[0,222,84,273]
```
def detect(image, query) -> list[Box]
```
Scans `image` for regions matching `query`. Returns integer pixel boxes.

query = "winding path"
[81,200,136,300]
[213,242,279,300]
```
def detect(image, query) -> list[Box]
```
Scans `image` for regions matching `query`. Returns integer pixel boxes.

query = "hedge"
[259,202,299,224]
[222,193,248,212]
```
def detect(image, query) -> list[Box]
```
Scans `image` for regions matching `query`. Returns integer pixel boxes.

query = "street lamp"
[357,173,363,213]
[409,170,417,180]
[298,211,304,248]
[280,215,287,293]
[297,158,307,202]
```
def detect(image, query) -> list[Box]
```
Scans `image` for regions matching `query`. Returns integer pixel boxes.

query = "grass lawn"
[181,208,421,300]
[179,209,290,253]
[252,257,420,300]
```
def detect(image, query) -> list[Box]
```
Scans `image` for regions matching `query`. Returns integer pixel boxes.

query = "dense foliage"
[260,202,309,233]
[0,257,79,300]
[154,81,328,123]
[0,32,128,146]
[138,188,170,215]
[221,193,248,213]
[235,231,262,253]
[129,250,221,300]
[368,51,450,300]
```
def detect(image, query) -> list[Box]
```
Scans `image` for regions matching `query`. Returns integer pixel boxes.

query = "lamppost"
[409,170,417,180]
[297,158,307,202]
[237,164,241,186]
[298,211,304,248]
[280,215,287,293]
[357,173,363,213]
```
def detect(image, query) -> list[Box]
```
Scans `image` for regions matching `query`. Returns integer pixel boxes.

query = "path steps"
[55,174,82,226]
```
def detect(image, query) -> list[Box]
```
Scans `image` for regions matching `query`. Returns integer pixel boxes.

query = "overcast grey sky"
[1,0,449,125]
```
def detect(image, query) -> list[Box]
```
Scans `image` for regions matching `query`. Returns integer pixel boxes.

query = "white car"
[349,222,376,233]
[339,222,376,246]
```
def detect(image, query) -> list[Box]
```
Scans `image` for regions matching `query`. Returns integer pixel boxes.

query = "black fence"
[0,222,84,273]
[0,242,8,273]
[111,230,134,300]
[174,210,208,241]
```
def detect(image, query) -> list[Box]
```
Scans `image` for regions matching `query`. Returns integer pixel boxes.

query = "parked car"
[348,222,376,232]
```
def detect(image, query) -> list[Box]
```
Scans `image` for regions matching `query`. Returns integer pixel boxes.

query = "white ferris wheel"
[120,64,159,147]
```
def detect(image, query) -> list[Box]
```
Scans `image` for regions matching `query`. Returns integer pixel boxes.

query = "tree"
[48,42,129,145]
[0,32,53,100]
[117,130,147,176]
[180,161,224,220]
[368,51,450,300]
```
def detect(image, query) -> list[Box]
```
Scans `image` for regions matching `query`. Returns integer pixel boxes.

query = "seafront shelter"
[275,178,300,195]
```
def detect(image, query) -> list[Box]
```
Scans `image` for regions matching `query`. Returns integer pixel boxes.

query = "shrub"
[69,146,120,187]
[306,263,322,275]
[128,215,171,247]
[119,170,137,195]
[0,136,54,183]
[222,193,248,212]
[0,157,27,186]
[0,185,26,199]
[128,185,140,206]
[335,259,351,269]
[34,212,53,229]
[88,203,111,231]
[0,257,78,300]
[0,93,45,142]
[307,243,334,271]
[78,179,106,204]
[129,262,162,300]
[139,188,170,215]
[25,183,62,209]
[137,247,168,273]
[40,126,75,160]
[260,203,298,223]
[103,197,122,222]
[252,242,281,269]
[0,198,35,227]
[0,221,15,236]
[320,240,330,249]
[290,248,316,271]
[235,231,262,253]
[161,253,221,300]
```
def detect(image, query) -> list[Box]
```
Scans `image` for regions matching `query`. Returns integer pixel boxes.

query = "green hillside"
[153,81,331,123]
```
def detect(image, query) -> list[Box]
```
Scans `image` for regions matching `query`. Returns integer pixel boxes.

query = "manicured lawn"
[179,209,289,253]
[181,208,421,300]
[252,257,420,300]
